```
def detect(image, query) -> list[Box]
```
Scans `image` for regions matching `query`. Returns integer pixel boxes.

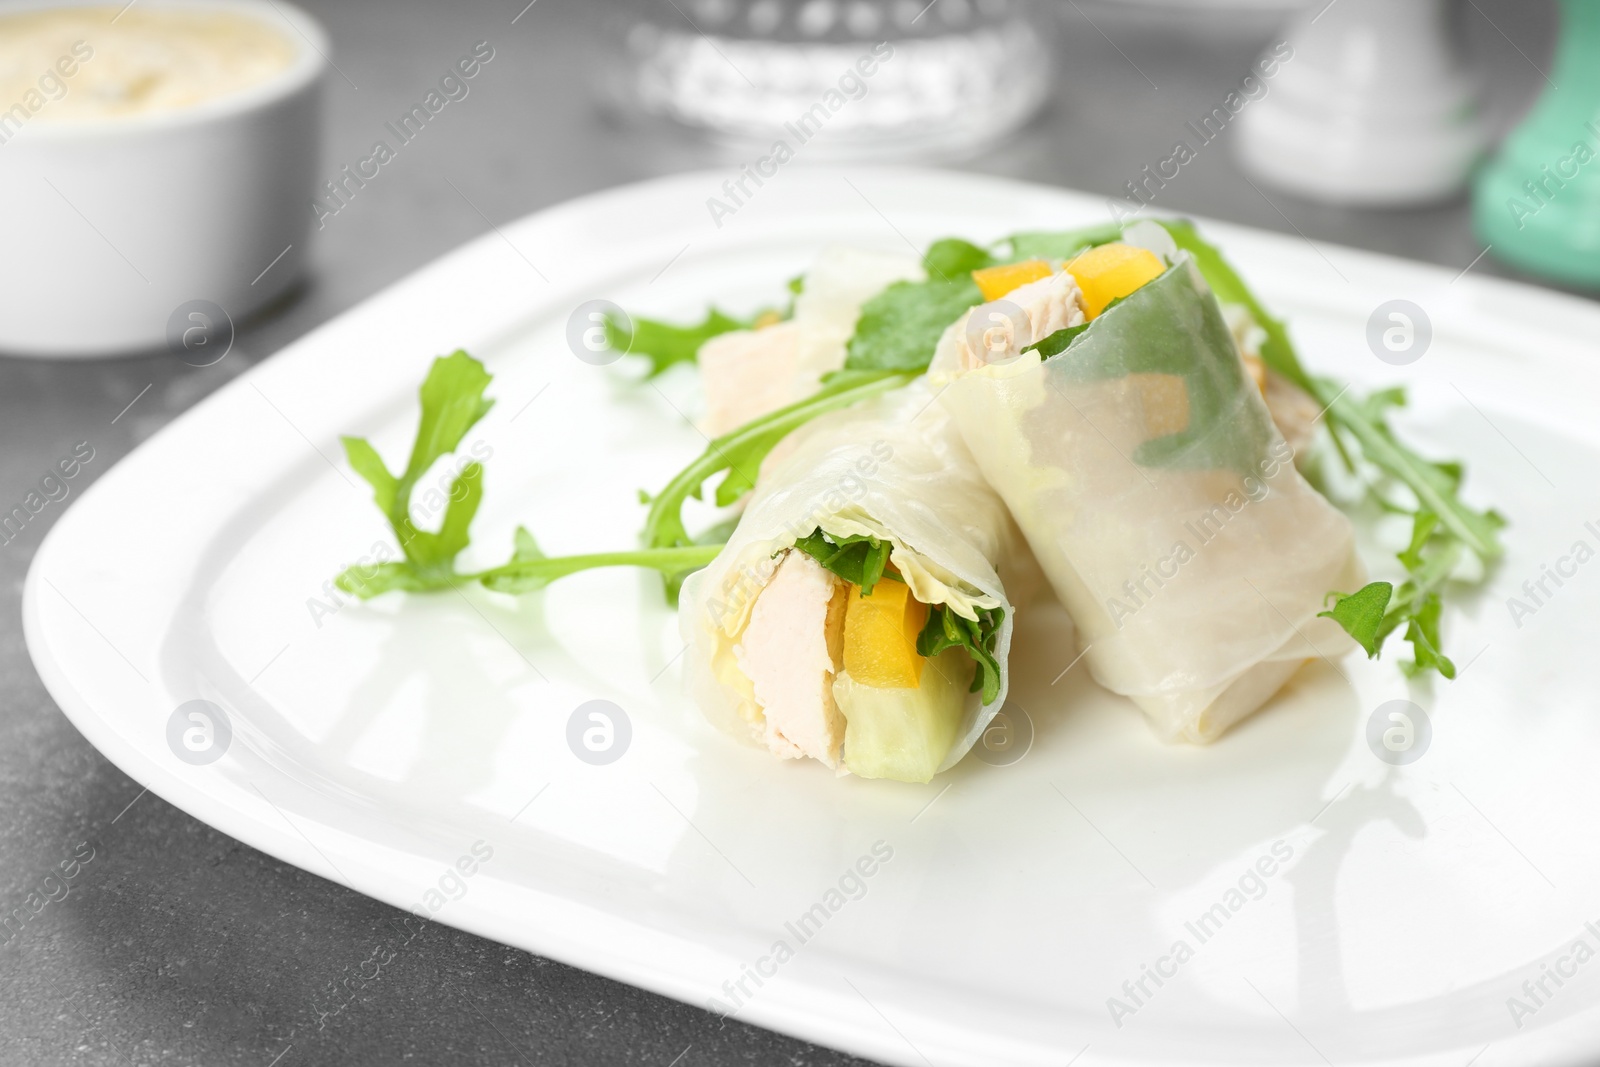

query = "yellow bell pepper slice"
[972,260,1054,302]
[842,579,929,689]
[1128,373,1191,437]
[1065,243,1167,319]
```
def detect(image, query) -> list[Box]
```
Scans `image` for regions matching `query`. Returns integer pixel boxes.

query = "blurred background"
[0,0,1585,1064]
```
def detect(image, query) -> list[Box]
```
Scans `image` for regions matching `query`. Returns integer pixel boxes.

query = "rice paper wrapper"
[934,258,1364,743]
[679,381,1031,774]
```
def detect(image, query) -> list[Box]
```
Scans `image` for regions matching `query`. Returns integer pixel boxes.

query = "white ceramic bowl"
[0,0,326,358]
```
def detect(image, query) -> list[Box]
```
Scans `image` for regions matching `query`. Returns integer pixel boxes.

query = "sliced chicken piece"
[950,269,1088,371]
[1221,303,1321,460]
[696,247,921,440]
[733,550,849,767]
[1263,368,1321,460]
[698,320,802,437]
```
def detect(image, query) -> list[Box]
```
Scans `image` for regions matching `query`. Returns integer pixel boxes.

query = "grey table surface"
[0,1,1580,1064]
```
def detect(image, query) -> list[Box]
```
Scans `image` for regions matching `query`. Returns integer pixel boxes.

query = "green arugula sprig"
[792,527,1004,705]
[844,225,1121,374]
[603,307,770,377]
[339,350,492,591]
[1318,511,1466,678]
[918,605,1005,705]
[1160,222,1503,677]
[1021,326,1087,359]
[336,352,719,599]
[640,368,914,555]
[792,529,900,594]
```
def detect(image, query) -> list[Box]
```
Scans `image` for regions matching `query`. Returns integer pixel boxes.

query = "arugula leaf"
[1318,582,1393,658]
[1402,592,1455,679]
[1329,391,1505,560]
[922,237,996,279]
[843,223,1133,374]
[1317,493,1475,676]
[1159,219,1504,564]
[1156,218,1503,679]
[1022,322,1092,359]
[916,605,1005,705]
[336,561,459,599]
[341,350,493,587]
[478,537,722,595]
[1003,223,1128,262]
[844,276,987,373]
[337,352,724,601]
[510,524,545,563]
[641,369,914,553]
[604,307,758,377]
[792,529,901,595]
[1397,510,1439,572]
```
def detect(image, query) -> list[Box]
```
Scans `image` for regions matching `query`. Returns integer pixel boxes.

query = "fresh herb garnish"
[1022,322,1091,358]
[341,349,493,590]
[640,369,914,554]
[1022,297,1141,360]
[791,528,901,595]
[917,605,1005,705]
[844,276,986,373]
[474,532,720,595]
[603,307,767,378]
[1003,224,1128,262]
[1318,580,1393,658]
[921,237,996,278]
[336,352,720,599]
[843,224,1133,374]
[1159,220,1502,678]
[1320,510,1468,677]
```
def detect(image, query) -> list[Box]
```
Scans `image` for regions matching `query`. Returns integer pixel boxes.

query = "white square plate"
[25,168,1600,1066]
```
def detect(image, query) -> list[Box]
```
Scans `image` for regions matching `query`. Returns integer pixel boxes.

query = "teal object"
[1473,0,1600,287]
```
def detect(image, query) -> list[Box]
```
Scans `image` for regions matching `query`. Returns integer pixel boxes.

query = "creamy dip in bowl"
[0,1,327,357]
[0,5,297,122]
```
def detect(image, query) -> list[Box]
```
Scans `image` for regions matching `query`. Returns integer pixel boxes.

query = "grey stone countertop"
[0,1,1579,1064]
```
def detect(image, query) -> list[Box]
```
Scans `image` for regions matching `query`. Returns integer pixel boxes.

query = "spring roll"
[679,382,1028,783]
[933,244,1364,742]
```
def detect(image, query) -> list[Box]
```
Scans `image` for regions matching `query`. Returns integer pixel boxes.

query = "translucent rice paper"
[697,245,922,438]
[679,381,1033,774]
[932,257,1364,743]
[790,246,923,385]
